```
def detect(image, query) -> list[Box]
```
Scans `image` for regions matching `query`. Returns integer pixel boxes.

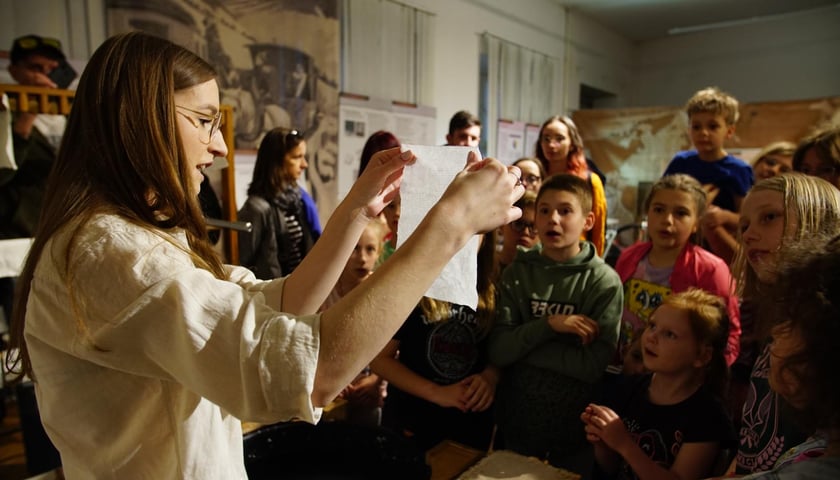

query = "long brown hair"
[419,230,499,337]
[8,32,226,378]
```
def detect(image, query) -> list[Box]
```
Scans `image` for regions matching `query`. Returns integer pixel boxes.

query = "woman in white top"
[7,32,524,479]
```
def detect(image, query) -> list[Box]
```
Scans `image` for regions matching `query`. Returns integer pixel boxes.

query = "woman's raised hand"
[346,147,415,219]
[435,151,525,237]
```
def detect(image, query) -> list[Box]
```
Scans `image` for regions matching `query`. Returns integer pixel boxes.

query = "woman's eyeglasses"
[521,174,541,187]
[175,105,223,144]
[510,219,536,234]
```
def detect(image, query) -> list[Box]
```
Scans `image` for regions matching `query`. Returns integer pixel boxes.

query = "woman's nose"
[209,131,228,157]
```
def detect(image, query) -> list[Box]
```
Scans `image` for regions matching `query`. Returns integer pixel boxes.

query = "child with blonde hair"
[730,173,840,475]
[663,86,752,215]
[582,289,735,480]
[735,234,840,479]
[320,220,388,426]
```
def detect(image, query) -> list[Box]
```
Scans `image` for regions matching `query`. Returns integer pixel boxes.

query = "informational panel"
[338,94,436,199]
[524,123,541,158]
[495,119,526,165]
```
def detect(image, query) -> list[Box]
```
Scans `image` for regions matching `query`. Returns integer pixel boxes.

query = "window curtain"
[480,33,561,157]
[341,0,433,104]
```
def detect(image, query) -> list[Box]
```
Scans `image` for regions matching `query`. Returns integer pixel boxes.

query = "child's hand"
[580,405,603,444]
[583,404,633,453]
[344,375,385,408]
[702,184,720,206]
[429,383,469,412]
[548,314,599,344]
[459,373,497,413]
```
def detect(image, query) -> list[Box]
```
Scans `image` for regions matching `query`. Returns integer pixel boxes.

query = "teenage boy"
[445,110,481,147]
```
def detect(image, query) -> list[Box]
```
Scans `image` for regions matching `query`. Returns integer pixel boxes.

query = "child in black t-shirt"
[581,289,735,480]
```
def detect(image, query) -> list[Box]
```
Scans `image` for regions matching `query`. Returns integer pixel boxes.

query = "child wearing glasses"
[489,174,623,475]
[512,157,545,193]
[238,127,322,278]
[498,190,539,271]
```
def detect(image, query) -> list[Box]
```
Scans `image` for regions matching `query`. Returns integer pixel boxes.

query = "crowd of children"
[307,96,840,480]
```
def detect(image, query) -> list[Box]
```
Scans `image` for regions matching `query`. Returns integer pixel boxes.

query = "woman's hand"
[345,147,415,219]
[433,152,525,238]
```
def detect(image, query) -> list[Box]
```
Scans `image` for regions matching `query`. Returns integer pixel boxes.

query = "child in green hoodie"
[489,173,623,475]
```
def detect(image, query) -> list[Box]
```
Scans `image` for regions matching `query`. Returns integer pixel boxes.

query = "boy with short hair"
[663,86,753,213]
[488,174,623,475]
[445,110,481,147]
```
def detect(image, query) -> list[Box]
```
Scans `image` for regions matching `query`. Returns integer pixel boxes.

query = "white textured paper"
[398,145,480,309]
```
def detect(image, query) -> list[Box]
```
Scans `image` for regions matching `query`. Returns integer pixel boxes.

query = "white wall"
[565,9,637,109]
[633,7,840,107]
[0,0,106,64]
[402,0,573,141]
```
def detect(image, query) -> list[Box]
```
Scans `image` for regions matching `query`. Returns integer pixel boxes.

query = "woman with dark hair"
[7,32,525,478]
[536,115,607,255]
[359,130,400,178]
[238,127,321,278]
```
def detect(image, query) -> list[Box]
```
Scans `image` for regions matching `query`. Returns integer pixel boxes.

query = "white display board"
[495,119,526,165]
[338,95,436,199]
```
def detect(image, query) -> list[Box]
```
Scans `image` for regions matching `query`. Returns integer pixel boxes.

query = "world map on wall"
[573,97,840,227]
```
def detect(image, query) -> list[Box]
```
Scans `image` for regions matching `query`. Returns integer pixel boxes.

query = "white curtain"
[341,0,434,104]
[480,33,561,156]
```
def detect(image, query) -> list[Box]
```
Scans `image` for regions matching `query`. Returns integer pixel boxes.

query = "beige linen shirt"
[24,214,321,479]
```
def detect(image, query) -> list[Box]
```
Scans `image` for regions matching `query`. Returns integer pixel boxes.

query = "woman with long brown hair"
[7,32,524,478]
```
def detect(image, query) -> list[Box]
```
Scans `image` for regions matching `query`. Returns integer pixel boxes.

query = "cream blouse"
[24,214,321,479]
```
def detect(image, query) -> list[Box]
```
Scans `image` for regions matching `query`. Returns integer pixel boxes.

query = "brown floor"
[0,394,29,480]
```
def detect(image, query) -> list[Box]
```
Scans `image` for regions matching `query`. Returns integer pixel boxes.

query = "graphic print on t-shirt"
[625,278,671,327]
[529,300,576,318]
[426,306,479,381]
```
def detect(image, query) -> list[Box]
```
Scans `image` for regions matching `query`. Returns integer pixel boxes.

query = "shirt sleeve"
[32,223,321,424]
